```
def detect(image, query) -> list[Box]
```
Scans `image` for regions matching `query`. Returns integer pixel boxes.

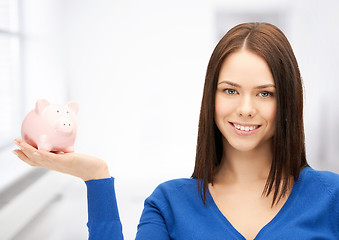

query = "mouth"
[229,122,261,135]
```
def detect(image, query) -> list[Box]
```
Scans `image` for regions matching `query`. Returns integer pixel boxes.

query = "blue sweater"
[85,166,339,239]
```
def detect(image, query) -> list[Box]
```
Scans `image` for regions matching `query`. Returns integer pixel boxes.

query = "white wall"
[22,0,67,108]
[65,0,215,181]
[288,0,339,171]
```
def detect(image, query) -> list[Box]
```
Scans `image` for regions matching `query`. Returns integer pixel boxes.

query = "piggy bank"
[21,99,79,153]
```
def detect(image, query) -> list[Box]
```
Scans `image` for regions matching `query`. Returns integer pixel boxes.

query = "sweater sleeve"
[85,177,124,240]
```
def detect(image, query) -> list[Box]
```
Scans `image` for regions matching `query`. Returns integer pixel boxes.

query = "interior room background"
[0,0,338,239]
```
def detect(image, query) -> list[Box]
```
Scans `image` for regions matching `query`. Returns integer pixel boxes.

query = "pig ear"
[35,99,50,114]
[67,102,79,115]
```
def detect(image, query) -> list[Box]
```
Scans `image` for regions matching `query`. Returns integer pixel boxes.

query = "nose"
[236,95,257,118]
[56,119,74,134]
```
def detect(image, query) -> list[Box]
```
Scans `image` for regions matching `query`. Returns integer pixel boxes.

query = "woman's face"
[215,49,276,152]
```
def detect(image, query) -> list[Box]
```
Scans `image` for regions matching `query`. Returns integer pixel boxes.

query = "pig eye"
[67,111,69,113]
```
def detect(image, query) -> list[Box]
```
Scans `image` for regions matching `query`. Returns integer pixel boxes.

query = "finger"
[13,139,38,160]
[16,145,41,162]
[13,139,48,166]
[13,139,55,163]
[13,148,59,171]
[14,138,38,153]
[31,148,73,172]
[14,139,64,159]
[13,149,39,167]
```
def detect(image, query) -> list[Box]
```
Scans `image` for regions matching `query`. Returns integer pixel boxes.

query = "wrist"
[83,162,111,181]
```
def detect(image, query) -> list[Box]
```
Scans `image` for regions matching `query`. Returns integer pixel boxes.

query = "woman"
[13,22,339,240]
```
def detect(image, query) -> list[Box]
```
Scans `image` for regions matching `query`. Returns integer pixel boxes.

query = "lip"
[229,122,261,136]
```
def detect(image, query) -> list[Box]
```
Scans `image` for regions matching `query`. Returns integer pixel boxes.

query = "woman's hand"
[13,139,111,181]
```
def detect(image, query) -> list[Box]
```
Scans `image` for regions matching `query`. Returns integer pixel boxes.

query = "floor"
[9,176,159,240]
[12,179,89,240]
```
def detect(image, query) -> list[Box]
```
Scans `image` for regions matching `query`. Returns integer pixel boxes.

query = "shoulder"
[150,178,198,197]
[302,166,339,193]
[300,166,339,213]
[144,178,200,209]
[156,178,197,190]
[300,167,339,228]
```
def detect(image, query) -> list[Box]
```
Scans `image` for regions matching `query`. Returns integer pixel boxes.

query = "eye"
[258,91,273,98]
[224,89,238,95]
[57,110,59,113]
[67,111,69,113]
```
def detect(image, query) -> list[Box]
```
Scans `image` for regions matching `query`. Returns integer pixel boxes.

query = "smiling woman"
[215,50,276,152]
[13,22,339,240]
[192,23,307,210]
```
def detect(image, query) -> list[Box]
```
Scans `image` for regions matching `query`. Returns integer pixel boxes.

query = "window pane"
[0,34,20,147]
[0,0,18,31]
[0,0,10,30]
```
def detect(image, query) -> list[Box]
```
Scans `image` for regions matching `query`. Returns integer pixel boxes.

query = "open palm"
[13,139,110,181]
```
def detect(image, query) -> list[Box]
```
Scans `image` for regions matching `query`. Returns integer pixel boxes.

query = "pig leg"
[37,143,53,152]
[37,135,53,152]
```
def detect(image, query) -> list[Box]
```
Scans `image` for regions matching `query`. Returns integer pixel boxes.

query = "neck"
[215,138,273,185]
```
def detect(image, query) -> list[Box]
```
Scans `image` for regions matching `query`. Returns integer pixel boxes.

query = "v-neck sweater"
[85,166,339,239]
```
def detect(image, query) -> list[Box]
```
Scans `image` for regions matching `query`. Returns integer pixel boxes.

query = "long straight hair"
[191,22,309,207]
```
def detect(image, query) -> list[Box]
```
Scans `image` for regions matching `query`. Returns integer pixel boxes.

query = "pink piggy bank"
[21,99,79,153]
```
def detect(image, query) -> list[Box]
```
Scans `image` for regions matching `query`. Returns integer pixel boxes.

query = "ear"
[35,99,50,114]
[67,101,79,115]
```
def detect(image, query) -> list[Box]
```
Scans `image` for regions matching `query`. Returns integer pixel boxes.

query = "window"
[0,0,22,150]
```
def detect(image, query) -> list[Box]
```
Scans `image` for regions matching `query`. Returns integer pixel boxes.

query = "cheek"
[214,100,222,119]
[262,102,276,131]
[214,94,233,119]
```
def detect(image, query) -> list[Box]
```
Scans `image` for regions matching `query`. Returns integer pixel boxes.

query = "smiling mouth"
[229,122,261,132]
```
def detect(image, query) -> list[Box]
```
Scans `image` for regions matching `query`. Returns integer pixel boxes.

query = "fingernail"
[12,151,19,156]
[33,152,40,156]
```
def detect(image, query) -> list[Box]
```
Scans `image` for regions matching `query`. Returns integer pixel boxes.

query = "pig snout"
[55,119,75,134]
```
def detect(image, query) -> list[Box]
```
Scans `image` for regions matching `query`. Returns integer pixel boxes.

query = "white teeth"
[234,124,258,131]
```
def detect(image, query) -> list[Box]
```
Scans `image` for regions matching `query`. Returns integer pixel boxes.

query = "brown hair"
[191,22,309,206]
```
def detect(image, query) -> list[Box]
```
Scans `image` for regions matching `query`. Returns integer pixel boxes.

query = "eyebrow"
[218,80,275,89]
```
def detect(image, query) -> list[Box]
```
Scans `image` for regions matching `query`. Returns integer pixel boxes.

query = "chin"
[232,144,259,152]
[224,138,262,152]
[225,135,274,153]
